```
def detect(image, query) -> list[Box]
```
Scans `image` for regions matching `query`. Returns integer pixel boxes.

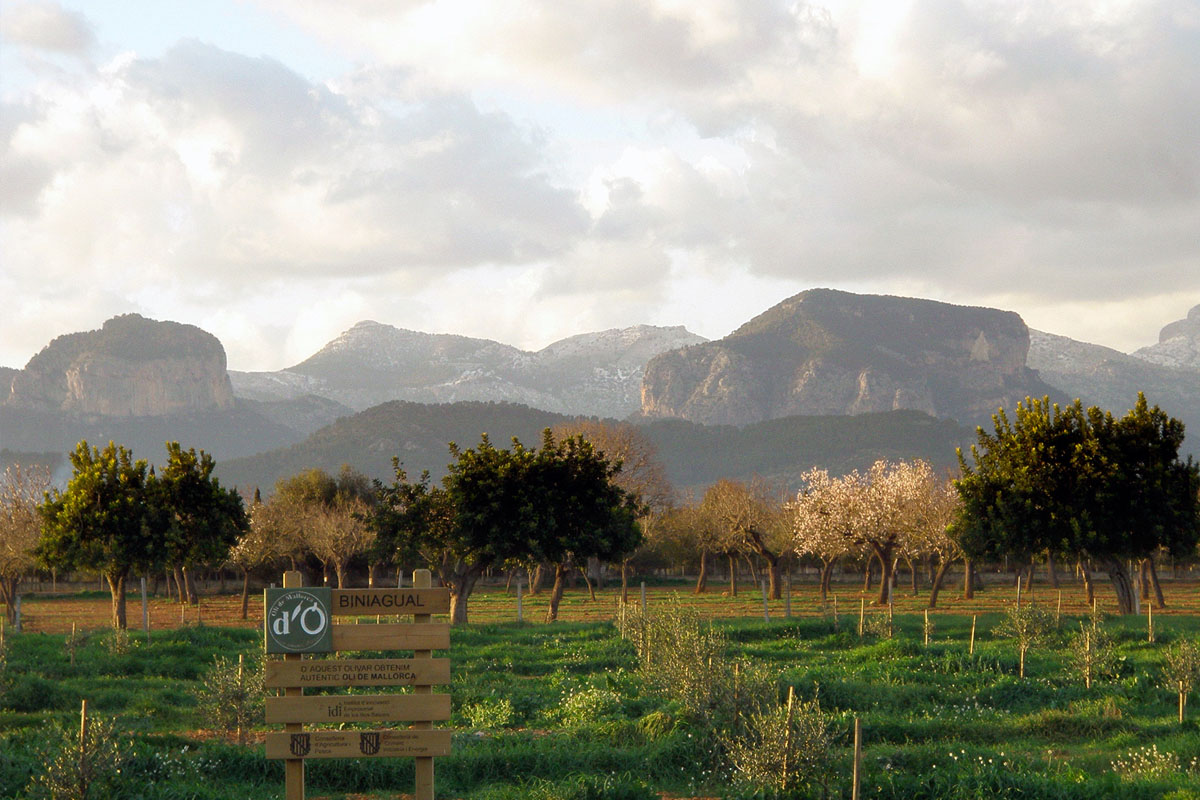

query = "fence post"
[640,582,647,612]
[141,577,149,639]
[283,570,305,800]
[413,569,434,800]
[13,595,20,633]
[851,717,862,800]
[516,580,523,623]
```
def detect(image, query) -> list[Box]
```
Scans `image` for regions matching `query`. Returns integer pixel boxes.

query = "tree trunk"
[728,553,738,597]
[1101,558,1136,615]
[1079,560,1095,606]
[928,557,954,609]
[182,566,198,605]
[1046,550,1060,589]
[172,566,186,603]
[107,571,128,630]
[962,558,976,600]
[529,563,546,596]
[546,563,568,623]
[746,554,759,585]
[908,556,919,595]
[621,559,630,605]
[0,577,18,624]
[368,563,380,588]
[872,546,896,605]
[819,560,835,603]
[578,564,596,601]
[863,554,879,592]
[694,551,708,594]
[444,561,482,625]
[240,568,251,620]
[1146,557,1166,609]
[335,561,348,589]
[587,556,604,591]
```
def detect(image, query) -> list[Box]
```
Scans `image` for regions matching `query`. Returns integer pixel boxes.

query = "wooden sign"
[268,570,448,800]
[266,693,450,724]
[331,622,450,652]
[264,658,451,689]
[266,729,452,760]
[332,588,450,615]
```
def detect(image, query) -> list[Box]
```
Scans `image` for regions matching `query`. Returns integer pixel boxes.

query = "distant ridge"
[229,321,705,418]
[214,399,970,494]
[641,289,1061,427]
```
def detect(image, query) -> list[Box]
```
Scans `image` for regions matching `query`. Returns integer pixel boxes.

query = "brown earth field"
[9,568,1200,633]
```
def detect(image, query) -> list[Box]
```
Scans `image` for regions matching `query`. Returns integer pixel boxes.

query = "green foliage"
[721,688,833,795]
[193,655,265,743]
[995,603,1053,677]
[25,712,123,800]
[1070,620,1120,689]
[156,442,247,573]
[462,697,516,730]
[956,394,1200,614]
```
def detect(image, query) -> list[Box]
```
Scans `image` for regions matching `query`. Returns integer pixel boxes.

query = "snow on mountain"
[1131,304,1200,371]
[229,321,707,419]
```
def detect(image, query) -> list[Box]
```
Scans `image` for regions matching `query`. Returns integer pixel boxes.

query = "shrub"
[193,655,265,744]
[463,697,516,730]
[25,711,123,800]
[721,686,832,796]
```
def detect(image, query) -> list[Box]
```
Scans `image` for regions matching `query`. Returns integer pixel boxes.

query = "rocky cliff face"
[5,314,235,417]
[1132,304,1200,371]
[641,289,1057,426]
[230,322,706,419]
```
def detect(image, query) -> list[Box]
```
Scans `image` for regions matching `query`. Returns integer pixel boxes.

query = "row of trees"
[1,394,1196,628]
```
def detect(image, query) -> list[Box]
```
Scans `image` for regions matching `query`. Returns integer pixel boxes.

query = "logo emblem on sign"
[359,732,381,755]
[290,733,311,757]
[264,588,333,653]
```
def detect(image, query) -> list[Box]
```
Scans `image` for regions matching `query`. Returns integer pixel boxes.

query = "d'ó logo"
[265,588,332,653]
[359,732,381,755]
[289,733,311,757]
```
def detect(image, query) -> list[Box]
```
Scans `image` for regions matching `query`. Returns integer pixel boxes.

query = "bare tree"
[0,465,49,624]
[305,497,375,589]
[703,478,790,599]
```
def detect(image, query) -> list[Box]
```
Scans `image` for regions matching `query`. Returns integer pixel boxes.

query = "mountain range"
[3,292,1197,489]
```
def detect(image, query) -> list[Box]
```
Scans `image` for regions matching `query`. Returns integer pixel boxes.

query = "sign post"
[264,570,451,800]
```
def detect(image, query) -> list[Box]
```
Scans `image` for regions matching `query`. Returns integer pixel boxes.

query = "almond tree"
[703,478,790,600]
[305,496,375,589]
[0,465,49,624]
[791,468,862,603]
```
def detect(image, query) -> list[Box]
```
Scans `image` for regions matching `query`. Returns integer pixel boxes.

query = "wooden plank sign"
[332,588,450,615]
[266,729,452,760]
[266,693,450,724]
[331,622,450,652]
[264,658,451,689]
[267,570,449,800]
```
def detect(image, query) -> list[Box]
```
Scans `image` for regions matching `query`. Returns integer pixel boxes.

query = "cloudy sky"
[1,0,1197,371]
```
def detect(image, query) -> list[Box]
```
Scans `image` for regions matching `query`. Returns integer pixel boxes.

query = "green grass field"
[4,592,1200,799]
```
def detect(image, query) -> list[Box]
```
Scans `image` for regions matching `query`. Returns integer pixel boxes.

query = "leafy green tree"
[37,442,162,629]
[156,442,247,604]
[437,434,540,624]
[956,395,1200,614]
[530,430,642,622]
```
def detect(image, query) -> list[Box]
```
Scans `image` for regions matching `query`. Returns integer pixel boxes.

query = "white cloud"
[0,1,95,54]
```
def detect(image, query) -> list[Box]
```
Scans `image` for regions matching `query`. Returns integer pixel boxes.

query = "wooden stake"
[516,580,523,622]
[237,653,245,745]
[858,598,865,637]
[924,609,929,647]
[781,685,795,789]
[283,570,304,800]
[413,568,434,800]
[969,614,977,656]
[80,699,88,784]
[832,595,839,632]
[1148,603,1154,643]
[784,575,792,619]
[851,717,862,800]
